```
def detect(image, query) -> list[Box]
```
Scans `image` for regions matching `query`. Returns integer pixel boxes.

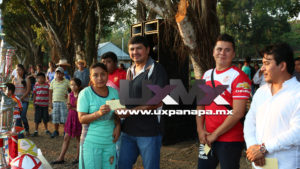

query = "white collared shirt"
[244,77,300,169]
[253,68,266,87]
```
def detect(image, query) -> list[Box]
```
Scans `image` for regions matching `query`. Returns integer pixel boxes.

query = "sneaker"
[51,160,65,165]
[72,159,79,165]
[31,131,38,137]
[45,130,51,135]
[51,131,59,138]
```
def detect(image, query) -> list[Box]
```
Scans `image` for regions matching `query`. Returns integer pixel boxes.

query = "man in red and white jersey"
[196,34,251,169]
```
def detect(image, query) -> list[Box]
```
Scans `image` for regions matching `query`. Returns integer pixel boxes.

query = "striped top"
[33,83,50,107]
[50,78,70,102]
[13,77,29,102]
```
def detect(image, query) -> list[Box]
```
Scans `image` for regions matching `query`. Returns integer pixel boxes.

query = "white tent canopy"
[97,42,130,61]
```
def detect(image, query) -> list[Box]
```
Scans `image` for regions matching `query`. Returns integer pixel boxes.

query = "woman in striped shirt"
[12,64,31,136]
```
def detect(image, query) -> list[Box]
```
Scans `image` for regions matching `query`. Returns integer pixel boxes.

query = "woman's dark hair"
[71,78,83,93]
[89,63,108,86]
[17,64,27,88]
[89,62,108,72]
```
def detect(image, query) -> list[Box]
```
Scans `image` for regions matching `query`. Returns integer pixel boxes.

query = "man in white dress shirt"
[244,43,300,169]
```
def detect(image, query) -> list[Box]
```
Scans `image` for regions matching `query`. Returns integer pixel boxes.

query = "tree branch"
[138,0,168,17]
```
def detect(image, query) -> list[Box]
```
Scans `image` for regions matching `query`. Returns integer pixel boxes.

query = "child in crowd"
[52,78,82,165]
[77,63,121,169]
[5,83,23,137]
[32,72,50,136]
[49,67,70,138]
[5,83,23,115]
[46,61,56,83]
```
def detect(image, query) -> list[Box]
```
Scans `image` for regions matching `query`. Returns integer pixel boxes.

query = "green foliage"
[100,22,131,53]
[217,0,300,58]
[1,0,134,65]
[281,21,300,51]
[99,0,134,52]
[0,0,41,64]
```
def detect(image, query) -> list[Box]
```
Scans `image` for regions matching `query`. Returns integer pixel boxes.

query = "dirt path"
[24,103,251,169]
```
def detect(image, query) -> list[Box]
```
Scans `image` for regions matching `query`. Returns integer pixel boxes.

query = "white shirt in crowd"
[253,68,266,87]
[244,77,300,169]
[11,68,18,79]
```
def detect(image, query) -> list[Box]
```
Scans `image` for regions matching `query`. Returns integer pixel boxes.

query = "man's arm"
[196,106,210,144]
[206,99,247,146]
[244,98,259,148]
[264,104,300,153]
[243,97,264,164]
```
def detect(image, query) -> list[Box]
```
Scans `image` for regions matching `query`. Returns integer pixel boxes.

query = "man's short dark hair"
[216,34,235,51]
[5,83,15,94]
[128,36,150,48]
[36,72,45,78]
[262,43,294,75]
[101,52,118,63]
[295,57,300,62]
[245,57,251,63]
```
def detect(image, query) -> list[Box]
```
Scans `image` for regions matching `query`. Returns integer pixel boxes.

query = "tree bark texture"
[138,0,219,79]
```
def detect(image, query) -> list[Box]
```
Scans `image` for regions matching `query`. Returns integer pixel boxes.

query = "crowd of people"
[3,34,300,169]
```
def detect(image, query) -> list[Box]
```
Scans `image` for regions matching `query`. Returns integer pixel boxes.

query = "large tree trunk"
[137,1,147,22]
[138,0,219,79]
[86,3,97,66]
[32,45,40,65]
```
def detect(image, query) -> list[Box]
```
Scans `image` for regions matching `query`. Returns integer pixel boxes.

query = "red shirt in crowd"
[106,68,126,91]
[202,65,251,142]
[33,83,50,107]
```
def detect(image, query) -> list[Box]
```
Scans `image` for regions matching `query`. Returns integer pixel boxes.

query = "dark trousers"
[198,141,244,169]
[16,101,29,131]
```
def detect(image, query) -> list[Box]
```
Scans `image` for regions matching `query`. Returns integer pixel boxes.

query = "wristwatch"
[259,143,268,155]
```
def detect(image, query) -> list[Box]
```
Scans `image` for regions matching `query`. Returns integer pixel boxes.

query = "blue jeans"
[115,132,123,169]
[16,101,29,131]
[118,133,162,169]
[198,141,244,169]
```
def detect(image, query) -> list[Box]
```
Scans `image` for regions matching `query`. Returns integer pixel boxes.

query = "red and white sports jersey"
[202,65,251,142]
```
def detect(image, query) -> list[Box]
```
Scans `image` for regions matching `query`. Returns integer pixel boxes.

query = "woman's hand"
[96,104,111,117]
